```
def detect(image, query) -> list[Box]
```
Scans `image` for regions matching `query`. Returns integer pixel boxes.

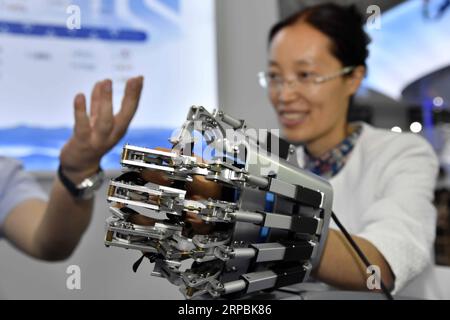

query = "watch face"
[80,188,95,200]
[77,170,105,199]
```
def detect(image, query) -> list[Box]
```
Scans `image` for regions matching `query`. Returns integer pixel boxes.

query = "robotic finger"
[104,106,333,299]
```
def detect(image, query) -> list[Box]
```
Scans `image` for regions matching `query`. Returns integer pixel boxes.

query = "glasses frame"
[258,66,356,92]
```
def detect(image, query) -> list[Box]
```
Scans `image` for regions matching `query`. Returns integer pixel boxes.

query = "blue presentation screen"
[0,0,217,170]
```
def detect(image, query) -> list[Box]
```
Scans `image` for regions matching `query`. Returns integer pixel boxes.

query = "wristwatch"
[58,165,105,200]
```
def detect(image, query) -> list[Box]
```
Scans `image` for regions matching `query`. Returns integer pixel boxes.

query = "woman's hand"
[140,148,223,234]
[140,150,222,201]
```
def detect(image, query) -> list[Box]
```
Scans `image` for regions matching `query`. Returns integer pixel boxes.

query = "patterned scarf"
[303,124,363,179]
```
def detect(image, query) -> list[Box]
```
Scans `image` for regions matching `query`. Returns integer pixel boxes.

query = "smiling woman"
[256,3,439,294]
[264,4,369,155]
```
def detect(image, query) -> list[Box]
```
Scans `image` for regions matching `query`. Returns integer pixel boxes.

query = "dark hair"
[269,3,371,70]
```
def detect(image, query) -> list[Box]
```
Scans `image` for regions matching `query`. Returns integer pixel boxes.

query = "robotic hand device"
[104,106,333,299]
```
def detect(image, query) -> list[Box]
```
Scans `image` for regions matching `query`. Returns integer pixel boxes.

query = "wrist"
[60,138,102,183]
[58,164,105,200]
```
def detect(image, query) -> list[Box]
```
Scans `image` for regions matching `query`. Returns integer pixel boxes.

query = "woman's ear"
[346,65,366,96]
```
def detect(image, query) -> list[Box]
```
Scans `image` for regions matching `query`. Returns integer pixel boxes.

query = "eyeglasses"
[258,66,356,92]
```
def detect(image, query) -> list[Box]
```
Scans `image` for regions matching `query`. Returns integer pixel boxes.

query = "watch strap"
[58,165,102,199]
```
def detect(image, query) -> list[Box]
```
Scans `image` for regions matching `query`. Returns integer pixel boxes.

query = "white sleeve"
[0,158,48,230]
[356,134,438,293]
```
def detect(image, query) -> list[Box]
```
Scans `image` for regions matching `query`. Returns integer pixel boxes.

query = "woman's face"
[268,22,361,144]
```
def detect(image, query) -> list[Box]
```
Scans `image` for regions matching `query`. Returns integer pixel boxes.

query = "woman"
[256,3,438,293]
[142,3,438,294]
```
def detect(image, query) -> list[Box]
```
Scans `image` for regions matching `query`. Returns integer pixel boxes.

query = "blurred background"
[1,0,450,299]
